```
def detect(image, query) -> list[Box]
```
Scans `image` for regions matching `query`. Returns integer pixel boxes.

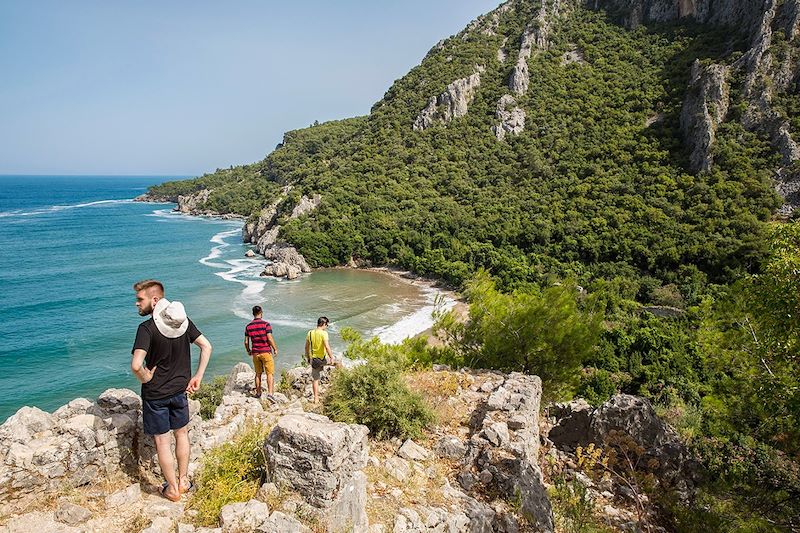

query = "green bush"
[192,376,226,420]
[435,270,604,398]
[323,362,435,440]
[339,326,431,369]
[187,424,269,526]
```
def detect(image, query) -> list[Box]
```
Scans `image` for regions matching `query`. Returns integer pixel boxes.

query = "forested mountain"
[148,0,799,301]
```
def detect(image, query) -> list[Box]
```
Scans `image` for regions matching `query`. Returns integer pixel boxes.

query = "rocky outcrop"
[593,0,764,32]
[508,0,568,95]
[265,413,370,532]
[460,1,512,39]
[0,364,285,514]
[0,391,143,505]
[290,194,322,219]
[492,94,526,141]
[260,244,312,280]
[413,67,485,131]
[177,189,211,214]
[459,372,554,532]
[549,394,697,489]
[680,60,730,173]
[242,189,319,279]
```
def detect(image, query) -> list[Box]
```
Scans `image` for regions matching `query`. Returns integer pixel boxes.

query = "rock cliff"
[413,66,486,131]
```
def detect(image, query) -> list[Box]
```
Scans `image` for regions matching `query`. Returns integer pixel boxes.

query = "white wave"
[320,293,378,302]
[370,288,456,345]
[0,199,133,218]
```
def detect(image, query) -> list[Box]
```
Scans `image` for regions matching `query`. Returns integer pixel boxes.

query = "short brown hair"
[252,305,262,317]
[133,279,164,296]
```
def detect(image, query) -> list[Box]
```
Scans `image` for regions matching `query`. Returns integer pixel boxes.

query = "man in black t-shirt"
[131,279,212,502]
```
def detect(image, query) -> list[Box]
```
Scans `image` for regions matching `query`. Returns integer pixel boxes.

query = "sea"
[0,175,452,422]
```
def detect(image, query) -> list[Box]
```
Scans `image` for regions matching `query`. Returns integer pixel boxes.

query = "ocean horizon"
[0,175,451,422]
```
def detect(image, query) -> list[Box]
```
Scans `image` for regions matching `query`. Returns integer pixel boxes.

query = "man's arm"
[244,335,251,355]
[304,338,310,364]
[267,333,278,357]
[187,334,213,393]
[130,349,156,383]
[324,338,334,363]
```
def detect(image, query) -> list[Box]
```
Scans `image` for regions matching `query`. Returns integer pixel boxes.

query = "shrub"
[323,362,435,440]
[434,270,604,398]
[192,376,226,420]
[340,326,431,369]
[187,424,269,526]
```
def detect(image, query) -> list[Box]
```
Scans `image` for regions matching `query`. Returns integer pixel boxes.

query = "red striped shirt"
[245,319,272,353]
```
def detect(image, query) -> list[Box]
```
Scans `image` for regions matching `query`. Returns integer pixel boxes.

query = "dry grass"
[405,370,474,430]
[0,470,133,526]
[364,439,460,529]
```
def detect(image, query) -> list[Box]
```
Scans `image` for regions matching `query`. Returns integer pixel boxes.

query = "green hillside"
[150,5,785,300]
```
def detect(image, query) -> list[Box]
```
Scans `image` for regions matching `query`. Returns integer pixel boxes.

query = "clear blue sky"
[0,1,499,176]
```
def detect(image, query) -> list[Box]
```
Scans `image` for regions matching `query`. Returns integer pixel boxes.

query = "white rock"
[397,439,429,461]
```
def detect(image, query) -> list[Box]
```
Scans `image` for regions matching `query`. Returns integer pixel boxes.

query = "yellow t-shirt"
[307,329,328,360]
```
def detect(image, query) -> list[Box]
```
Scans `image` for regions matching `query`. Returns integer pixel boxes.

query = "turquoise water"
[0,176,444,422]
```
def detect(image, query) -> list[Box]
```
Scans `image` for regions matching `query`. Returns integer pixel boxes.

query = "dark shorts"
[142,391,189,435]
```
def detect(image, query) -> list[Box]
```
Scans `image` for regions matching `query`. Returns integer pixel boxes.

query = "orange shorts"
[252,352,274,376]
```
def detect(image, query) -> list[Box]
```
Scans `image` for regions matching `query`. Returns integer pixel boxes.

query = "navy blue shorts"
[142,392,189,435]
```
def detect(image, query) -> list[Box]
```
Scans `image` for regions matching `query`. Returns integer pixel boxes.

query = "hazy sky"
[0,1,499,176]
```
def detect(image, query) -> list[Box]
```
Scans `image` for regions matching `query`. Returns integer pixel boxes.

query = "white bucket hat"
[153,298,189,338]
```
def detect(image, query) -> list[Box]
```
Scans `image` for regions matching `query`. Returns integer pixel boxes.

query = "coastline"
[136,196,467,343]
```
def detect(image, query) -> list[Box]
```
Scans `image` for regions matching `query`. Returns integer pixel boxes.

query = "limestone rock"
[143,516,175,533]
[548,399,593,449]
[384,456,412,482]
[220,499,270,533]
[413,67,485,131]
[256,511,312,533]
[265,413,369,531]
[105,483,141,508]
[97,388,142,413]
[223,362,255,396]
[492,94,526,141]
[435,436,466,459]
[589,394,693,483]
[54,501,92,525]
[680,60,730,173]
[260,244,311,279]
[177,189,211,214]
[397,439,429,461]
[245,249,256,257]
[290,194,322,219]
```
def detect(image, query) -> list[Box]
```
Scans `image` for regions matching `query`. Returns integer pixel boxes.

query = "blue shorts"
[142,392,190,435]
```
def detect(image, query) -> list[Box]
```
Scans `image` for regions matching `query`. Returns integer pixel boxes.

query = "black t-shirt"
[132,318,201,400]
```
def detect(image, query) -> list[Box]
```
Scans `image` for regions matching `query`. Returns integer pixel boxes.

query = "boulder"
[548,399,593,449]
[97,388,142,413]
[54,501,92,525]
[589,394,692,483]
[434,436,466,459]
[105,483,141,508]
[397,439,429,461]
[220,499,270,533]
[265,413,369,531]
[223,362,255,396]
